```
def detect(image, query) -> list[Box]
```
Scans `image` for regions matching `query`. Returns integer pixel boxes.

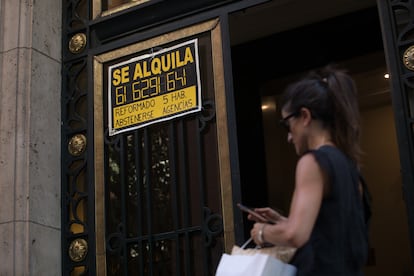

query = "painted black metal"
[216,13,245,246]
[61,0,95,274]
[376,0,414,264]
[91,0,237,43]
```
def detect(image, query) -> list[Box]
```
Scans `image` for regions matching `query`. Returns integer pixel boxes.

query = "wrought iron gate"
[101,88,223,276]
[62,1,239,275]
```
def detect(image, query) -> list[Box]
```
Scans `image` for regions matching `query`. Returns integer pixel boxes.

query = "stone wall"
[0,0,61,275]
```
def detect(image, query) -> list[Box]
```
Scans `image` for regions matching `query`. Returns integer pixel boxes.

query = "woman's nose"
[287,132,293,143]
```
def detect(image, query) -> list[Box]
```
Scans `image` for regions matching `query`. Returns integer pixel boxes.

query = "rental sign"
[108,39,201,136]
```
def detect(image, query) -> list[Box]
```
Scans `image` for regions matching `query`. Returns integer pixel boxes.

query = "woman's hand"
[247,207,286,224]
[251,222,267,246]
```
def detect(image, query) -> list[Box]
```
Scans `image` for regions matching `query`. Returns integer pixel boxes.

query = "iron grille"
[104,102,224,275]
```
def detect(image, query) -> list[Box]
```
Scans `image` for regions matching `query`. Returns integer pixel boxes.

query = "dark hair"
[279,64,362,165]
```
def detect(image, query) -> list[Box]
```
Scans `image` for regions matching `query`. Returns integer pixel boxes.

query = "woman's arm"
[251,153,326,248]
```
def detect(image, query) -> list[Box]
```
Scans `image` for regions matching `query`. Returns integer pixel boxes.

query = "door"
[62,1,243,275]
[93,20,235,276]
[377,0,414,264]
[94,19,236,275]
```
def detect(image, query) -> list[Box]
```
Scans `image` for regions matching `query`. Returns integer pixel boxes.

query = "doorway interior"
[228,1,414,275]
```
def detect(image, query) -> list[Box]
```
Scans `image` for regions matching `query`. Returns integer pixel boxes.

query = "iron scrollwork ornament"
[69,238,88,262]
[68,134,87,156]
[203,207,223,247]
[69,33,87,54]
[403,45,414,71]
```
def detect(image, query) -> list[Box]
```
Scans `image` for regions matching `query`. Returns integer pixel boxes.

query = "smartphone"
[237,203,275,224]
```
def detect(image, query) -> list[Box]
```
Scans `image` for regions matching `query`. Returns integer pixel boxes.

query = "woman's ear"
[300,107,313,126]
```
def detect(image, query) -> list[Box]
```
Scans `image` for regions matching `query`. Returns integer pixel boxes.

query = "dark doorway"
[229,3,414,275]
[230,5,383,239]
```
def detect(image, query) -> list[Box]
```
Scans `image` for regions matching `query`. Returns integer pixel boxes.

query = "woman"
[249,65,372,275]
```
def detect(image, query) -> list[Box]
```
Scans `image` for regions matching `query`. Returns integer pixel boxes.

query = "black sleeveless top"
[289,145,371,275]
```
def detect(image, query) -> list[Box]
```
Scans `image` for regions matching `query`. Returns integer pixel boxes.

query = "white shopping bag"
[215,251,297,276]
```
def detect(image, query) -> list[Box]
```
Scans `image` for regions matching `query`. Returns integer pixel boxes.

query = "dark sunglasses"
[279,111,300,132]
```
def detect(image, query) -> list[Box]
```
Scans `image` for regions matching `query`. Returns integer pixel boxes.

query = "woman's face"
[281,108,308,156]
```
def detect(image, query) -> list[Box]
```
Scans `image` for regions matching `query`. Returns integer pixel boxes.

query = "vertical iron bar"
[168,122,182,275]
[143,128,154,275]
[120,136,129,274]
[177,120,192,275]
[196,120,208,276]
[134,130,145,275]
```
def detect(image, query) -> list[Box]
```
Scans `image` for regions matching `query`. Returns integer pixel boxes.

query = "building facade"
[2,0,414,275]
[0,0,62,275]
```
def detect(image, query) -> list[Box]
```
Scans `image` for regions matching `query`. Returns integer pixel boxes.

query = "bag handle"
[241,237,262,249]
[241,237,253,249]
